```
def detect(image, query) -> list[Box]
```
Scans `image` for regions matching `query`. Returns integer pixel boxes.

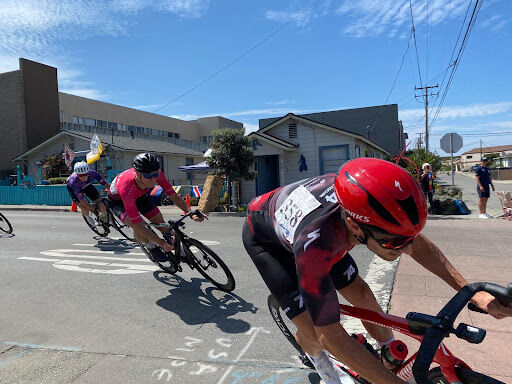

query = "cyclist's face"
[136,170,158,188]
[78,173,88,180]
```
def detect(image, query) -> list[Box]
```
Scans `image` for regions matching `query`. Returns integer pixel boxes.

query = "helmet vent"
[396,196,419,225]
[367,193,400,225]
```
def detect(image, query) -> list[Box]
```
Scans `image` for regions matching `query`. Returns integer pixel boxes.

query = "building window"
[97,120,107,128]
[118,123,127,131]
[369,150,375,158]
[151,129,159,136]
[208,135,213,143]
[136,126,143,135]
[85,118,96,126]
[144,128,151,135]
[108,122,117,130]
[167,132,174,138]
[174,133,180,139]
[73,116,84,124]
[467,155,473,159]
[201,136,207,143]
[355,144,361,158]
[288,123,297,138]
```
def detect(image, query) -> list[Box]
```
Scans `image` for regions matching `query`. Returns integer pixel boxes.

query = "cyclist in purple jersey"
[66,161,110,226]
[243,158,512,384]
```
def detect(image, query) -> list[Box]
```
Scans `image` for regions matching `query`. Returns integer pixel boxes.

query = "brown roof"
[461,144,512,155]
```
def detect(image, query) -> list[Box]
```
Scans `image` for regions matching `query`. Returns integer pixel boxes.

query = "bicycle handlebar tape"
[413,328,445,384]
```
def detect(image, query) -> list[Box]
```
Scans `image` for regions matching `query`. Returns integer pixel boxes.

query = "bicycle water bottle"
[381,340,408,370]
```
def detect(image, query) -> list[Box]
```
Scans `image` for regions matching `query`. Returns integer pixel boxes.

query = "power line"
[409,0,423,87]
[154,0,319,113]
[428,0,483,130]
[385,28,413,104]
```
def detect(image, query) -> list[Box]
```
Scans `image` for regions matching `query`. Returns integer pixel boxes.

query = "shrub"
[48,177,68,184]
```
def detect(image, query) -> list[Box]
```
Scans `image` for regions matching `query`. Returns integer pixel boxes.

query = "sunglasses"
[361,227,415,250]
[141,171,159,179]
[78,173,89,177]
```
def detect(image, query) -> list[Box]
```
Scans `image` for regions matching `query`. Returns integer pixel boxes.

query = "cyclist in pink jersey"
[108,153,204,261]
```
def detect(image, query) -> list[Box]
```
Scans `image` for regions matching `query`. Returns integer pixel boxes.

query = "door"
[255,155,279,196]
[319,145,349,174]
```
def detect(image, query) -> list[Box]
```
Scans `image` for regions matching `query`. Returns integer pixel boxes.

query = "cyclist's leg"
[332,255,393,344]
[83,185,107,214]
[242,221,321,355]
[138,194,167,235]
[68,185,92,217]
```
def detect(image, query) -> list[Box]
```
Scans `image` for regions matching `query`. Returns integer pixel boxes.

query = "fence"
[0,185,104,205]
[490,168,512,181]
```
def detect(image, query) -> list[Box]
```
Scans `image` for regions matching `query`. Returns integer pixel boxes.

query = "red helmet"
[334,158,427,237]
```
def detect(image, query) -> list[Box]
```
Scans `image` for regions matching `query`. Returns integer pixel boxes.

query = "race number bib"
[109,176,118,195]
[275,185,321,244]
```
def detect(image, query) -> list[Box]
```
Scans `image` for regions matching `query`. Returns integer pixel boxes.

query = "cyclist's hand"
[161,241,174,253]
[472,291,512,319]
[191,210,207,222]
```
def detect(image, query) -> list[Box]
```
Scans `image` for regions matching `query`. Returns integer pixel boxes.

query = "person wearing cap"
[475,156,495,219]
[420,163,435,212]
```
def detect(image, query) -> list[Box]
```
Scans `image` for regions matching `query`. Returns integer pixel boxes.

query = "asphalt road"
[0,211,395,384]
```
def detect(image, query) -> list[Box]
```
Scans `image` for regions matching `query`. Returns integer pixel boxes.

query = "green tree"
[207,128,256,209]
[399,148,442,178]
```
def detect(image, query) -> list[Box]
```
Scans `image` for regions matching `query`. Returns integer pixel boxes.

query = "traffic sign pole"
[440,132,463,186]
[450,133,455,186]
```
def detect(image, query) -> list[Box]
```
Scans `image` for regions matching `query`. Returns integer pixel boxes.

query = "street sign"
[440,132,463,186]
[440,132,463,153]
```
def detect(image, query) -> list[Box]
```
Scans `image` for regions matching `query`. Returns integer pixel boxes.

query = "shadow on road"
[154,272,257,334]
[0,233,15,238]
[92,237,137,253]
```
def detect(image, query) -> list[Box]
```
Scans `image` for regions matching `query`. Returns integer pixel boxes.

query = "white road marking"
[40,250,149,262]
[45,248,146,255]
[20,257,158,274]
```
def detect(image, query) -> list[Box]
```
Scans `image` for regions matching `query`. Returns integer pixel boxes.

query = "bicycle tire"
[0,212,13,234]
[108,209,135,241]
[83,212,109,237]
[428,367,505,384]
[182,238,235,292]
[137,239,180,275]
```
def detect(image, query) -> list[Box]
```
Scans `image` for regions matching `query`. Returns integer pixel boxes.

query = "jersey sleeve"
[292,219,341,327]
[67,176,86,201]
[156,171,176,197]
[90,170,107,185]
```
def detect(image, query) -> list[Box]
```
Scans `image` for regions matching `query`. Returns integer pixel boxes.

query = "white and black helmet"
[74,161,90,174]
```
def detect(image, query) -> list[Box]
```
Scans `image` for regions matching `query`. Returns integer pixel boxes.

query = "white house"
[241,104,405,203]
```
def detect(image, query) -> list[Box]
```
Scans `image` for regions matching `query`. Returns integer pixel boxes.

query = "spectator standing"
[475,156,495,219]
[420,163,435,212]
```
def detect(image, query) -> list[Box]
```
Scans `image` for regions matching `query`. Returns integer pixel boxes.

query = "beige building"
[0,58,242,179]
[460,145,512,170]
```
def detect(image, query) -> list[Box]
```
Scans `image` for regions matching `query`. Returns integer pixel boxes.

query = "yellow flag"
[86,133,103,164]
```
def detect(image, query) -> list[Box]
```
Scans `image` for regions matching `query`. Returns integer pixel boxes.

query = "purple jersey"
[247,174,354,326]
[66,170,106,201]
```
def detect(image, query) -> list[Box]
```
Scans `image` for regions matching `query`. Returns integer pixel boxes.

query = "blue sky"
[1,0,511,156]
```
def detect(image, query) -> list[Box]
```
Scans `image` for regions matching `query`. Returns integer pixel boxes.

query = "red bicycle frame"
[339,304,471,383]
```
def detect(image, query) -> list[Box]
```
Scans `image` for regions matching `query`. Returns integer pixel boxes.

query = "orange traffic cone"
[71,201,78,212]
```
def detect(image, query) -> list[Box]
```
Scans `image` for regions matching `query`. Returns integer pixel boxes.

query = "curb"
[207,212,247,217]
[0,206,71,212]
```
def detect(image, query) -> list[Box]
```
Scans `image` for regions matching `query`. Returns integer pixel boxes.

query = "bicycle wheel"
[0,212,13,234]
[428,367,505,384]
[108,210,135,241]
[182,238,235,292]
[83,212,109,237]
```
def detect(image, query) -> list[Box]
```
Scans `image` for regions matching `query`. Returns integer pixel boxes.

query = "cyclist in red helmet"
[243,158,511,384]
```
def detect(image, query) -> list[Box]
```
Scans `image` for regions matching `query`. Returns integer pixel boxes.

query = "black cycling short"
[67,184,100,204]
[242,221,358,320]
[107,191,158,222]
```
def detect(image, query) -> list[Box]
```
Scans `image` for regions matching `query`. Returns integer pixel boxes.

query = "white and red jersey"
[108,168,175,224]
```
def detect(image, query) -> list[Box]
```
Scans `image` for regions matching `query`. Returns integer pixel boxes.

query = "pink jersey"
[108,168,175,224]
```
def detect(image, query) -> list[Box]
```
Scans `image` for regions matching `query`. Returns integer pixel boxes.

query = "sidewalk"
[390,217,512,381]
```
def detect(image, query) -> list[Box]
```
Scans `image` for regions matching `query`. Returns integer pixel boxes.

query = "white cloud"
[336,0,469,38]
[131,104,166,111]
[59,88,107,100]
[243,123,259,133]
[169,113,199,120]
[265,0,332,27]
[264,100,296,106]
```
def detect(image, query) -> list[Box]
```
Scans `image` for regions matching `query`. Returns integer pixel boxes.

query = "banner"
[192,185,203,198]
[173,185,182,193]
[86,133,103,164]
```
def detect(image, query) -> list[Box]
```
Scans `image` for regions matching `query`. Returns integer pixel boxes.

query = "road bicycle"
[268,281,512,383]
[0,212,13,234]
[82,197,135,241]
[138,209,236,292]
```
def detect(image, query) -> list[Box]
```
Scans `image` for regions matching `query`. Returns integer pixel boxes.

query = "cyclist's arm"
[315,323,405,384]
[406,234,512,318]
[68,182,95,209]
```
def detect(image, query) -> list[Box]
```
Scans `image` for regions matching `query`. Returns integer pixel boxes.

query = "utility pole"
[415,84,439,153]
[480,139,483,158]
[416,132,423,149]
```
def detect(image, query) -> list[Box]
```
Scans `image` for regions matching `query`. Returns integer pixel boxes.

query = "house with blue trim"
[241,104,406,203]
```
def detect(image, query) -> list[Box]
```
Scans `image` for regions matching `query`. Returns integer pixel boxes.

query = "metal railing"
[60,123,209,152]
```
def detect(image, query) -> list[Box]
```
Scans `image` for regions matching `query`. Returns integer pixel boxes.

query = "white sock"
[306,351,354,384]
[378,336,395,348]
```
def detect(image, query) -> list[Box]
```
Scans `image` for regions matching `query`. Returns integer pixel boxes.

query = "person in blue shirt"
[66,161,110,226]
[475,156,495,219]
